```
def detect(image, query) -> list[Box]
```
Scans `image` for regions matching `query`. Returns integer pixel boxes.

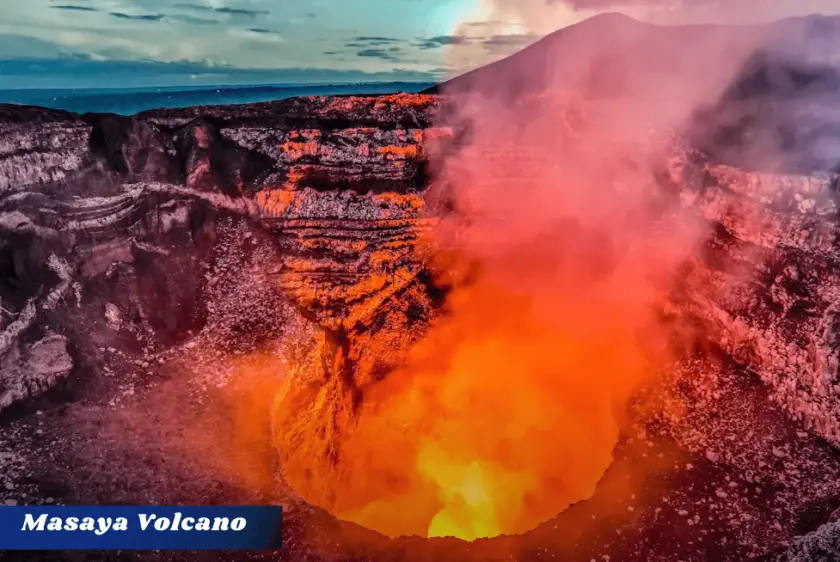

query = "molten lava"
[419,443,535,540]
[329,243,681,539]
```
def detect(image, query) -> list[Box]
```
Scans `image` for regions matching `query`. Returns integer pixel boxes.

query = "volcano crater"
[1,94,840,562]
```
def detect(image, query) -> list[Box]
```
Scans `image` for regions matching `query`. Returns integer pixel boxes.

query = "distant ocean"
[0,82,436,115]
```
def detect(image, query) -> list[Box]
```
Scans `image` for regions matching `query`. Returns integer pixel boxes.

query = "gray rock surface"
[782,521,840,561]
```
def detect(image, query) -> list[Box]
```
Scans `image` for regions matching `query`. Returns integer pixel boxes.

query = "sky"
[1,0,840,89]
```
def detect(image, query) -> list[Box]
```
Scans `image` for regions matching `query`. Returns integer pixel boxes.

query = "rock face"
[677,162,840,441]
[0,93,439,354]
[0,92,839,560]
[0,335,73,411]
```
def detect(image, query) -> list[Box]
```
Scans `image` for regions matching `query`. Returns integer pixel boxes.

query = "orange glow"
[269,86,709,541]
[377,145,420,159]
[300,83,704,539]
[327,247,680,538]
[419,443,535,540]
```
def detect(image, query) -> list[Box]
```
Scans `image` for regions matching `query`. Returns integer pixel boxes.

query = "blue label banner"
[0,506,283,550]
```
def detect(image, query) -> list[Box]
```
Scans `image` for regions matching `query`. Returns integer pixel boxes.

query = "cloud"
[481,33,541,47]
[168,4,271,18]
[346,37,408,50]
[0,34,70,58]
[451,0,592,38]
[173,2,213,10]
[416,35,469,50]
[228,28,283,43]
[0,0,480,83]
[50,5,98,11]
[413,30,538,54]
[110,12,165,21]
[170,14,219,25]
[0,55,438,89]
[413,32,538,55]
[354,36,401,43]
[214,7,269,17]
[346,36,405,52]
[465,20,526,28]
[477,32,543,56]
[497,0,840,26]
[547,0,677,8]
[357,48,403,62]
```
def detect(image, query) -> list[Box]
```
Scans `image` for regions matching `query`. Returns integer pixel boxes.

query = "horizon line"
[0,80,440,93]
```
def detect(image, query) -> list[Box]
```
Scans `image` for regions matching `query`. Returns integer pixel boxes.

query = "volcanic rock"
[0,335,73,411]
[0,85,838,560]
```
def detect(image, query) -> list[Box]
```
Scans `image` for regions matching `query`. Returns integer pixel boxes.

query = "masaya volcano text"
[22,512,248,535]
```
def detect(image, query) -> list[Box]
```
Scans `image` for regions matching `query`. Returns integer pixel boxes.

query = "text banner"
[0,506,283,550]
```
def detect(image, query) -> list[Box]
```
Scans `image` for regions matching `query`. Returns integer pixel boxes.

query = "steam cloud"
[337,0,826,540]
[294,0,840,543]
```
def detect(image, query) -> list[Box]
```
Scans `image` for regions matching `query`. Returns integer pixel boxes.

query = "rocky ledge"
[0,94,839,562]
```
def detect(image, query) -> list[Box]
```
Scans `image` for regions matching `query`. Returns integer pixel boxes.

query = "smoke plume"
[326,4,762,541]
[298,1,840,543]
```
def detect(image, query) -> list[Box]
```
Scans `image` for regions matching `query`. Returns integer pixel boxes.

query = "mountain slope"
[426,13,840,97]
[425,12,840,174]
